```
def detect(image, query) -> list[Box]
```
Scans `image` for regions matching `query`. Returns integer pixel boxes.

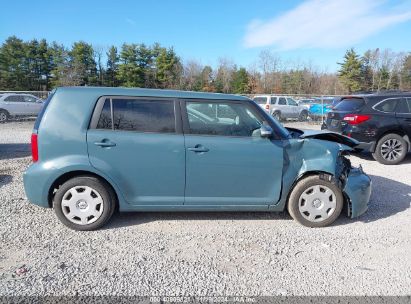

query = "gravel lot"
[0,120,410,296]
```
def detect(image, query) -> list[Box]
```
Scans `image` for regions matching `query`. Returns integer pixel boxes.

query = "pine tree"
[69,41,97,86]
[155,47,181,88]
[105,46,119,87]
[232,67,250,94]
[0,36,27,90]
[338,48,362,93]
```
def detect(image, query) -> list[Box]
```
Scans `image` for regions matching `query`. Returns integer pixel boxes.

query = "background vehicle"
[308,97,335,119]
[24,87,370,230]
[0,93,44,122]
[253,95,309,121]
[322,92,411,165]
[297,98,315,110]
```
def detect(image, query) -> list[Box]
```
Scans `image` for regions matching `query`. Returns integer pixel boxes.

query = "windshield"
[334,98,365,111]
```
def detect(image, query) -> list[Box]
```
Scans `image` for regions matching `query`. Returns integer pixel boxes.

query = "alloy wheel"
[380,138,404,162]
[0,112,7,122]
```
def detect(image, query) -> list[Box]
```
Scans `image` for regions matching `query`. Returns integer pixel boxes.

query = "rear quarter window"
[253,97,267,104]
[334,98,365,111]
[33,92,53,131]
[395,98,411,113]
[374,98,401,113]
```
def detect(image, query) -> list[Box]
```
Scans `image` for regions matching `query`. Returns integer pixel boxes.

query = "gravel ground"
[0,120,410,296]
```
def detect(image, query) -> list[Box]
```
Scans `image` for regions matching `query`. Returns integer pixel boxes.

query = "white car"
[0,93,44,122]
[253,95,309,121]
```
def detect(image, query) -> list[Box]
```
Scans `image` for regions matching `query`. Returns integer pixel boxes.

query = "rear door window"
[334,98,365,111]
[96,98,176,133]
[278,97,286,105]
[396,98,411,113]
[5,95,23,102]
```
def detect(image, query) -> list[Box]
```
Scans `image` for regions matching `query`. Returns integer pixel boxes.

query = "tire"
[273,111,281,121]
[372,133,407,165]
[299,111,308,121]
[0,110,9,123]
[53,176,116,231]
[287,175,344,228]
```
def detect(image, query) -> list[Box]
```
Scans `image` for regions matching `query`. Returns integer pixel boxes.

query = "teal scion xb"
[23,87,372,230]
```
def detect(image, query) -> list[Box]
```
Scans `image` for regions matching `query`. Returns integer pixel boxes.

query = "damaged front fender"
[271,133,371,219]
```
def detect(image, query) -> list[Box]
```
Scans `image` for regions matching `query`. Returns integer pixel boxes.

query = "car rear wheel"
[0,110,9,123]
[53,176,116,231]
[372,133,407,165]
[287,175,343,227]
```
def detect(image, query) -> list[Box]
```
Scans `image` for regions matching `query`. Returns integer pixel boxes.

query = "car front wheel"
[53,176,116,231]
[287,175,343,227]
[273,111,281,121]
[299,111,308,121]
[372,133,407,165]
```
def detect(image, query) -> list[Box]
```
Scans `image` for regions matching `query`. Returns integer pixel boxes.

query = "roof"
[56,86,250,101]
[344,91,411,99]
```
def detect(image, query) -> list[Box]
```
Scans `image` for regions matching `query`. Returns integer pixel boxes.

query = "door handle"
[94,140,116,148]
[188,145,209,153]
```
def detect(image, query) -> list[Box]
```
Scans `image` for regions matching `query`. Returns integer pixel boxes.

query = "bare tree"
[183,59,203,91]
[258,49,281,93]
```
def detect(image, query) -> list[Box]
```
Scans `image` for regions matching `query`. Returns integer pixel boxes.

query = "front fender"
[270,138,350,210]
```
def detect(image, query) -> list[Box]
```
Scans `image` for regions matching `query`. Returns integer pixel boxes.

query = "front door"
[23,95,43,115]
[396,97,411,138]
[182,100,284,207]
[87,97,185,206]
[287,98,299,118]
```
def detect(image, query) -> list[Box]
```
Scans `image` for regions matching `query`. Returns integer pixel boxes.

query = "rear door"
[3,95,27,115]
[87,96,185,206]
[286,98,299,118]
[395,97,411,138]
[277,97,289,117]
[182,99,283,207]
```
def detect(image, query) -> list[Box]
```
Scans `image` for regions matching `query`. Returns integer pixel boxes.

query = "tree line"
[0,36,410,94]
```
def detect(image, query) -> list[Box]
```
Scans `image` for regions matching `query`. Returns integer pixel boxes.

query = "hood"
[286,127,359,149]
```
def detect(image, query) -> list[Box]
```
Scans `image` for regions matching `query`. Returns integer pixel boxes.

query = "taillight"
[265,104,270,110]
[31,133,38,162]
[343,114,370,125]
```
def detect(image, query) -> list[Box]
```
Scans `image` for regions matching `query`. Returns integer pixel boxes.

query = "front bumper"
[343,167,372,218]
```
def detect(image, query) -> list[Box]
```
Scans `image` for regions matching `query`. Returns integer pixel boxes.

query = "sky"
[1,0,411,72]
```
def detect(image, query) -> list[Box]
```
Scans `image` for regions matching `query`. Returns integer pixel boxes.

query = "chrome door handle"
[94,140,116,148]
[188,145,209,153]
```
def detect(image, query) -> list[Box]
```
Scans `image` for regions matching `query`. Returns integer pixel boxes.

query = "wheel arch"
[376,129,410,152]
[0,108,10,117]
[48,170,120,209]
[280,170,336,210]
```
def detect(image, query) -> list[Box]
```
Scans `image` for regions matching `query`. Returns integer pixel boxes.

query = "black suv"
[322,92,411,165]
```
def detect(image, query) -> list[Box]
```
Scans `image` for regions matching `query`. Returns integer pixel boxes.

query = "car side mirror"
[260,125,273,138]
